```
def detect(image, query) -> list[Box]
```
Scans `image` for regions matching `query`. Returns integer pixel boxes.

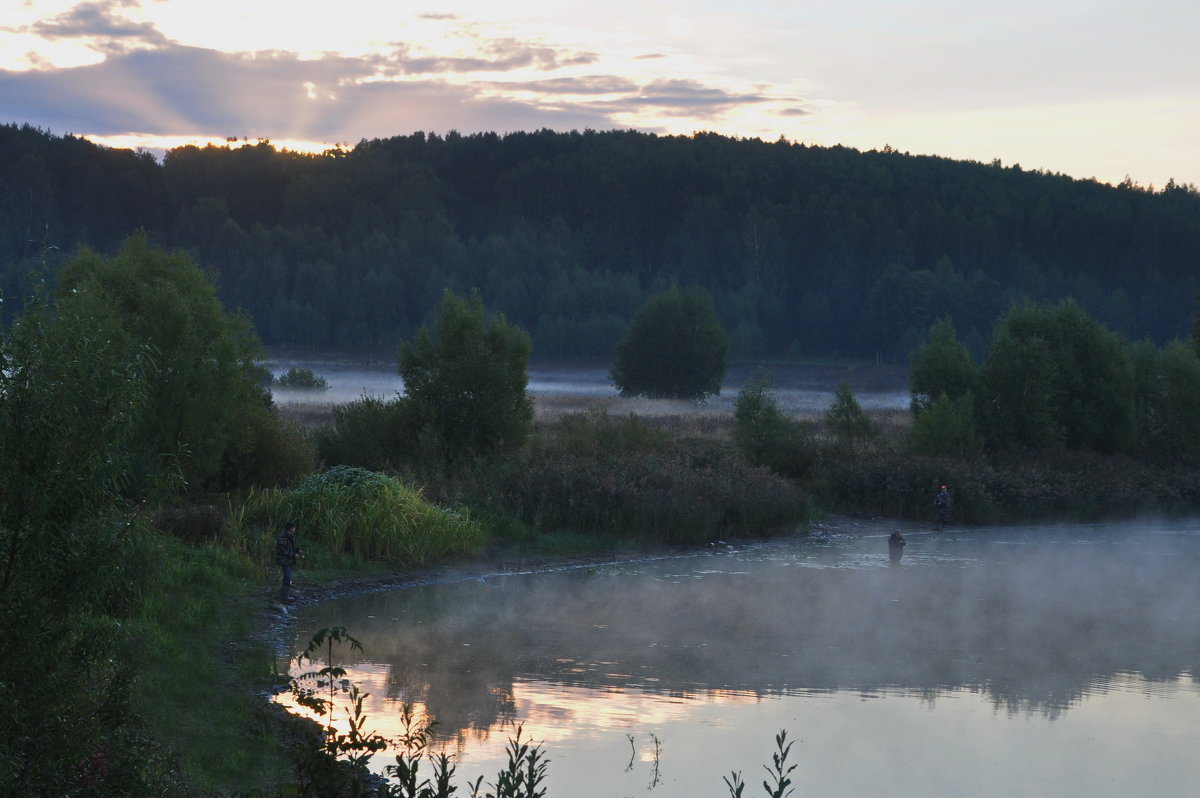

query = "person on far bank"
[888,530,906,564]
[275,521,303,606]
[934,485,951,531]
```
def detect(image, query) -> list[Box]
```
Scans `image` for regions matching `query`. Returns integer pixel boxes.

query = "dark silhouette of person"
[934,485,951,531]
[888,530,906,563]
[274,521,303,605]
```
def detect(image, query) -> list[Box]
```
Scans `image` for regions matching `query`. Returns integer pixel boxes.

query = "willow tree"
[56,232,273,489]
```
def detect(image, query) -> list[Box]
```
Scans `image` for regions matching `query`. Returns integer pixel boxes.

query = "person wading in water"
[934,485,951,531]
[888,530,907,564]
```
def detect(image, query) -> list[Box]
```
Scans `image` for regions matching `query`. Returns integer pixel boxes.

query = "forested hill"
[2,122,1198,360]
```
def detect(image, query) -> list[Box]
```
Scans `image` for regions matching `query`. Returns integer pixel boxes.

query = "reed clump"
[462,410,811,544]
[237,465,484,567]
[811,436,1200,523]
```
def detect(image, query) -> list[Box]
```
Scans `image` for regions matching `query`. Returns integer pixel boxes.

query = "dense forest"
[2,122,1198,361]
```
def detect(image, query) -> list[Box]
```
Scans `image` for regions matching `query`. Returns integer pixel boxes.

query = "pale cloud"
[392,38,598,75]
[625,79,771,112]
[0,0,1196,187]
[488,76,639,95]
[30,0,167,48]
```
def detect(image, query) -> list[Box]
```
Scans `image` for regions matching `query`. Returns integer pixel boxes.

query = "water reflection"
[284,520,1200,796]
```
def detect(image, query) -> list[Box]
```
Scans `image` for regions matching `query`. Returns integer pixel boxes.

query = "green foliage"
[1129,339,1200,459]
[6,124,1200,359]
[485,429,809,544]
[978,300,1135,453]
[286,627,389,797]
[1192,291,1200,357]
[824,382,877,441]
[398,289,533,460]
[610,286,729,399]
[814,431,1200,523]
[248,466,484,565]
[221,411,318,489]
[316,396,420,470]
[733,379,817,477]
[908,394,984,457]
[858,264,949,362]
[56,232,274,490]
[908,317,979,415]
[724,730,797,798]
[0,286,205,794]
[550,408,671,455]
[275,367,330,389]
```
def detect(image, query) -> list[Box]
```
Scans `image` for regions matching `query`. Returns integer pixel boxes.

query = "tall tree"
[978,300,1135,453]
[56,232,271,489]
[610,286,729,399]
[398,289,533,458]
[0,282,155,793]
[908,317,979,415]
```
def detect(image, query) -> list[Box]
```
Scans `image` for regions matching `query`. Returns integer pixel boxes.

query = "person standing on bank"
[275,521,303,605]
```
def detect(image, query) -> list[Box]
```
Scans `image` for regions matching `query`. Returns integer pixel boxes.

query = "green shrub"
[316,396,419,470]
[221,411,317,489]
[544,408,670,456]
[245,466,484,566]
[483,438,810,544]
[824,382,877,441]
[274,367,329,389]
[733,380,818,478]
[812,435,1200,523]
[909,317,978,415]
[907,394,983,457]
[398,289,533,460]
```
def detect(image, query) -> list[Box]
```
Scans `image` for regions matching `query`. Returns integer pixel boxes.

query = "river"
[280,516,1200,797]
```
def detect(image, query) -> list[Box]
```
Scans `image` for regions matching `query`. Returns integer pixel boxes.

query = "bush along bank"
[319,408,815,549]
[778,434,1200,526]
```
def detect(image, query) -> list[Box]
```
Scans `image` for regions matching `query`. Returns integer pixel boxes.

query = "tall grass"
[123,525,290,793]
[449,411,811,545]
[233,465,485,567]
[812,436,1200,523]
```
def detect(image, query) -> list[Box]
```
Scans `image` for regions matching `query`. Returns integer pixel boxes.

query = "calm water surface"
[282,519,1200,797]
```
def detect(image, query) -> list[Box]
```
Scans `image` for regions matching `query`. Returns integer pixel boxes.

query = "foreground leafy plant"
[287,627,389,797]
[725,730,798,798]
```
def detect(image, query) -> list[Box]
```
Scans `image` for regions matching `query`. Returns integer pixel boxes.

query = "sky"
[2,0,1197,188]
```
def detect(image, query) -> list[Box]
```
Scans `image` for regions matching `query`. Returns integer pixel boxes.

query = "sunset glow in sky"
[3,0,1197,187]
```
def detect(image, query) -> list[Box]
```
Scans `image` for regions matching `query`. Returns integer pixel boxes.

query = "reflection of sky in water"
[264,355,910,412]
[282,518,1200,797]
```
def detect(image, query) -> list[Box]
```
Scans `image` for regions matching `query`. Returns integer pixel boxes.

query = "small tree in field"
[398,289,533,459]
[825,382,877,441]
[909,317,978,416]
[610,286,728,399]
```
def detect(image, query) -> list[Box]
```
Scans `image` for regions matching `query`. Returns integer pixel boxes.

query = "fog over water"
[283,517,1200,797]
[264,354,910,416]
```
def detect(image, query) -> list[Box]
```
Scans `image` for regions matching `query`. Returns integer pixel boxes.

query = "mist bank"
[288,516,1200,743]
